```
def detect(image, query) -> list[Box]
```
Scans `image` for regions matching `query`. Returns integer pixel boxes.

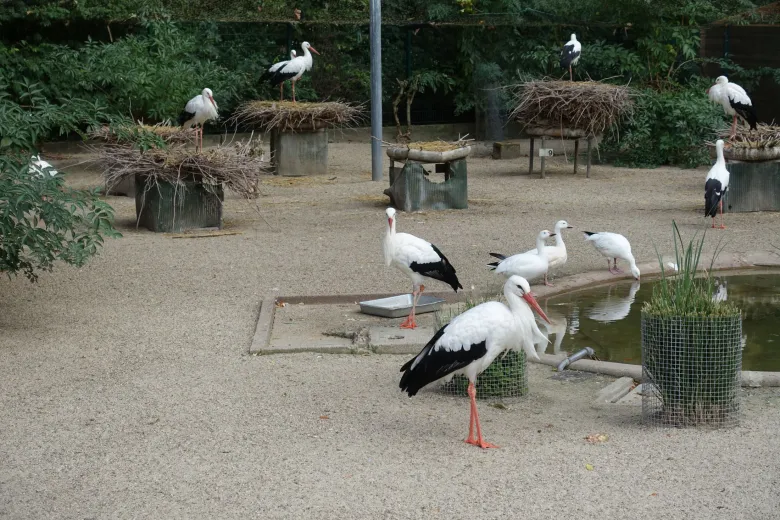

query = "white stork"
[261,50,297,101]
[266,41,320,103]
[560,34,582,82]
[384,207,462,329]
[705,139,729,229]
[487,230,556,286]
[520,220,573,286]
[399,275,549,449]
[707,76,757,139]
[178,87,218,152]
[583,231,640,280]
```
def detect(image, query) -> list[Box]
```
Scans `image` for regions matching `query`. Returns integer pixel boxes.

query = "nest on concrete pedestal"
[509,80,634,137]
[229,100,366,133]
[91,136,272,200]
[706,125,780,161]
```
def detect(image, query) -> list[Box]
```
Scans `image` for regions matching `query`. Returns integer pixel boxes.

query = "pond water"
[538,272,780,372]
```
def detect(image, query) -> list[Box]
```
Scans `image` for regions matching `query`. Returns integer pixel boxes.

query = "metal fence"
[641,314,742,428]
[437,350,529,400]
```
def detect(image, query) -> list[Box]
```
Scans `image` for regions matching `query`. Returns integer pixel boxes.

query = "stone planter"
[135,175,223,232]
[641,313,742,428]
[269,127,328,177]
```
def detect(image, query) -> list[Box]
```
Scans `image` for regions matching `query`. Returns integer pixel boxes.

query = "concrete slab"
[595,376,636,404]
[615,383,645,406]
[369,325,434,354]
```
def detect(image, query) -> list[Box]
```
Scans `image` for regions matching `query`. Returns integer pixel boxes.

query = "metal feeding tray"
[359,294,446,318]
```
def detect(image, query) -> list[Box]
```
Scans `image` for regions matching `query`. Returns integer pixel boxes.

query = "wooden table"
[525,127,599,179]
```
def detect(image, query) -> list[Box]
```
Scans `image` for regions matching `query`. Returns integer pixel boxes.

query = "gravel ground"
[1,142,780,519]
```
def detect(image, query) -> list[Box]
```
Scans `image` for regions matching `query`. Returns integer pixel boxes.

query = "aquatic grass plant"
[641,222,742,427]
[436,293,528,399]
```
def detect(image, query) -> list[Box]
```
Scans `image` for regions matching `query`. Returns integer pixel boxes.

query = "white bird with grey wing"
[399,275,549,449]
[487,230,556,286]
[383,208,462,329]
[178,87,218,153]
[707,76,757,139]
[560,34,582,82]
[583,231,640,280]
[520,220,573,286]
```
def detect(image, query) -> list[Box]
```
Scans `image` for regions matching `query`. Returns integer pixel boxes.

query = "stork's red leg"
[544,273,554,287]
[400,284,423,329]
[280,83,284,101]
[292,80,297,103]
[718,200,726,229]
[731,115,738,139]
[569,65,573,82]
[464,382,498,449]
[465,385,477,444]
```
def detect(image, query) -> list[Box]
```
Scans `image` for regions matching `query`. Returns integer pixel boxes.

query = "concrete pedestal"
[270,128,328,177]
[384,159,468,212]
[135,175,223,232]
[724,160,780,213]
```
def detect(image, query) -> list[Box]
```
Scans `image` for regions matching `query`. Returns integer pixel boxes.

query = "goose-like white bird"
[705,139,729,229]
[178,87,218,152]
[560,34,582,82]
[707,76,757,139]
[521,220,573,286]
[587,280,641,323]
[399,275,549,449]
[583,231,640,280]
[266,41,320,103]
[487,230,556,285]
[261,50,297,101]
[384,208,462,329]
[29,155,58,178]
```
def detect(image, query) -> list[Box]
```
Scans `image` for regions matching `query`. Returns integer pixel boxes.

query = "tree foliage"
[1,0,778,167]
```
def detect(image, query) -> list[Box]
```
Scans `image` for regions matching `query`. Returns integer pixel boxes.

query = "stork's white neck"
[715,144,726,167]
[301,46,314,70]
[504,287,526,314]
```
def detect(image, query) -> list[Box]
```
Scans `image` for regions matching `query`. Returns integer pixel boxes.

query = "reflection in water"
[540,273,780,372]
[587,281,641,323]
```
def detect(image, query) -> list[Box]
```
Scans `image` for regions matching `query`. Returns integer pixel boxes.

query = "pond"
[538,272,780,372]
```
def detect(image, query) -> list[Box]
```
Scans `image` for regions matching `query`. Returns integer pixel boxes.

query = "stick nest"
[229,100,365,133]
[93,139,272,200]
[509,80,635,137]
[90,124,195,144]
[715,124,780,149]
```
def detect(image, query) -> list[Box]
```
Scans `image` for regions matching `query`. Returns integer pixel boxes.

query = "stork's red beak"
[523,292,551,324]
[388,217,393,227]
[309,45,321,55]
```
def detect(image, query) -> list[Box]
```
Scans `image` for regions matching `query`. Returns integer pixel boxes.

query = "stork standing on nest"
[178,88,218,153]
[560,34,582,82]
[266,41,320,103]
[261,50,297,101]
[707,76,757,139]
[399,275,549,449]
[383,208,462,329]
[705,139,730,229]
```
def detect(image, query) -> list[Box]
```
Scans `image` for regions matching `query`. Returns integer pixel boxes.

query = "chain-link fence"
[641,314,742,428]
[437,350,528,400]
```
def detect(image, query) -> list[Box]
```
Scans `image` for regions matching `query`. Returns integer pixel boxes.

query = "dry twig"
[509,80,634,137]
[712,123,780,149]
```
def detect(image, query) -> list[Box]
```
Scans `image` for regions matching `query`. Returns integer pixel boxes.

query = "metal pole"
[370,0,383,182]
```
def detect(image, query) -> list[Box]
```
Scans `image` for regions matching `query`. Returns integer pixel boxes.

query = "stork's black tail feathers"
[705,178,724,218]
[743,105,758,131]
[177,110,195,127]
[582,231,597,237]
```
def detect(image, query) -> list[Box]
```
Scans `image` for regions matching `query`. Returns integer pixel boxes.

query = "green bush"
[603,85,727,168]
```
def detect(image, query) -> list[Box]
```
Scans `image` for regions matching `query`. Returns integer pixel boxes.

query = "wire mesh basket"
[641,313,742,428]
[437,350,528,400]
